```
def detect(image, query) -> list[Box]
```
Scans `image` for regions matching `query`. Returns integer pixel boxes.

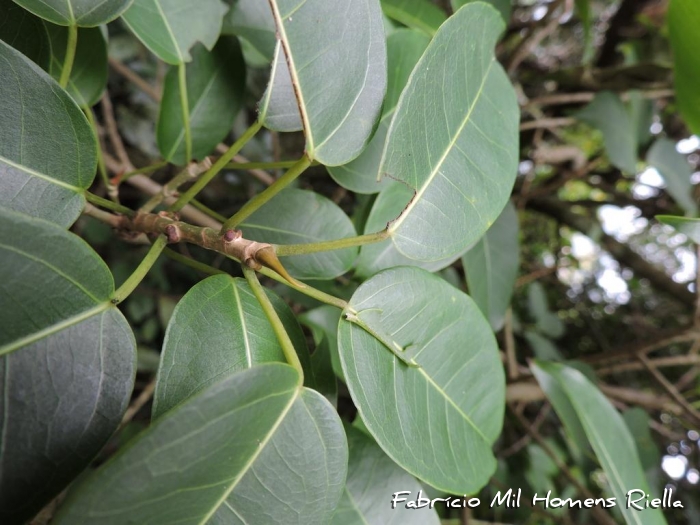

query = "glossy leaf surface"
[0,40,96,226]
[338,266,505,493]
[378,3,519,261]
[13,0,132,26]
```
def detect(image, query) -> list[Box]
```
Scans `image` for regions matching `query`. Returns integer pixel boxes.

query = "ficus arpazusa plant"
[1,0,699,523]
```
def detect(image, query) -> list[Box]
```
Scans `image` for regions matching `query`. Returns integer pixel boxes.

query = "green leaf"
[338,266,505,493]
[669,0,700,135]
[300,305,344,380]
[46,24,108,107]
[222,0,276,63]
[332,425,440,525]
[378,3,519,262]
[355,183,464,278]
[153,274,320,417]
[658,215,700,244]
[0,39,96,226]
[462,201,519,331]
[647,138,698,216]
[0,208,136,524]
[623,408,661,473]
[122,0,228,65]
[380,0,446,36]
[531,361,668,525]
[0,0,51,69]
[528,281,564,338]
[576,91,637,174]
[628,90,654,149]
[328,29,430,194]
[12,0,132,26]
[452,0,511,26]
[262,0,387,166]
[157,37,246,164]
[258,42,303,132]
[241,188,359,280]
[524,331,563,361]
[54,365,348,525]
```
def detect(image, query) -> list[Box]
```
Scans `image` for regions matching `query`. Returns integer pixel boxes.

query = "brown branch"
[597,354,700,376]
[522,88,674,109]
[118,379,156,431]
[139,157,213,213]
[109,57,161,101]
[519,117,577,131]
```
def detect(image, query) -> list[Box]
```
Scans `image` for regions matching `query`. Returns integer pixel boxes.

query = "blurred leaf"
[627,90,653,149]
[576,91,637,174]
[13,0,132,26]
[0,40,96,226]
[157,37,246,164]
[647,138,698,216]
[623,408,660,473]
[574,0,593,63]
[0,0,50,68]
[332,425,440,524]
[338,266,505,493]
[531,361,668,525]
[452,0,511,26]
[259,0,387,166]
[657,215,700,243]
[669,0,700,136]
[241,189,359,280]
[528,282,565,338]
[223,0,276,63]
[378,3,518,261]
[54,365,348,525]
[462,201,519,331]
[380,0,446,36]
[122,0,228,64]
[0,208,135,524]
[328,29,430,194]
[524,331,563,361]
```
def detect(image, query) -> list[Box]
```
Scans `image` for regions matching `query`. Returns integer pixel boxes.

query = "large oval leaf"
[378,3,519,261]
[0,40,96,226]
[332,425,440,525]
[153,274,317,418]
[54,364,348,525]
[157,36,246,164]
[241,188,359,280]
[531,361,668,525]
[328,29,430,194]
[0,208,136,524]
[0,0,51,69]
[258,42,304,132]
[122,0,228,64]
[263,0,387,166]
[380,0,446,36]
[355,183,463,278]
[669,0,700,136]
[462,201,519,331]
[338,266,505,493]
[12,0,132,26]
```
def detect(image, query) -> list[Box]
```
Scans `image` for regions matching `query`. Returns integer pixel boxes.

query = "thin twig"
[522,88,674,109]
[118,379,157,431]
[101,92,132,168]
[597,354,700,376]
[520,117,577,131]
[109,57,161,101]
[140,157,213,213]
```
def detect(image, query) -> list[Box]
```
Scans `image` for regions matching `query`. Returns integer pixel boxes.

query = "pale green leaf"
[380,0,446,36]
[0,0,51,68]
[331,425,440,525]
[378,3,519,261]
[241,188,358,280]
[623,408,660,474]
[657,215,700,244]
[669,0,700,135]
[531,361,668,525]
[338,266,505,493]
[54,365,348,525]
[528,281,564,338]
[647,138,698,216]
[462,201,519,331]
[328,29,430,194]
[524,331,563,361]
[0,40,96,226]
[258,42,303,132]
[452,0,511,25]
[0,208,136,524]
[122,0,228,64]
[12,0,132,26]
[262,0,387,166]
[222,0,276,63]
[157,37,246,164]
[576,91,637,174]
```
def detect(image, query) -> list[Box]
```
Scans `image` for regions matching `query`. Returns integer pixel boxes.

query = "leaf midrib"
[0,153,83,193]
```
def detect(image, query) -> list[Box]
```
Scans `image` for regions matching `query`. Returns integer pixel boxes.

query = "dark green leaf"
[462,201,519,331]
[576,91,637,174]
[122,0,228,64]
[300,305,344,380]
[223,0,276,63]
[657,215,700,244]
[647,138,698,216]
[241,188,359,280]
[0,208,135,524]
[12,0,132,26]
[328,29,430,194]
[261,0,387,166]
[669,0,700,135]
[452,0,511,25]
[0,0,50,68]
[332,425,440,524]
[338,266,505,493]
[157,37,246,164]
[55,365,348,525]
[0,40,96,226]
[378,3,519,261]
[380,0,446,36]
[531,361,668,525]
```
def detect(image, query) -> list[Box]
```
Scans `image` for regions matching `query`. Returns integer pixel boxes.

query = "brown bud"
[164,224,181,243]
[223,229,242,242]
